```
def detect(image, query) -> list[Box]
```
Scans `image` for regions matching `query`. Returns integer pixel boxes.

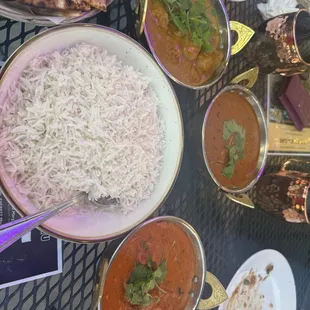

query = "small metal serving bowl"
[202,84,268,194]
[138,0,255,90]
[92,216,228,310]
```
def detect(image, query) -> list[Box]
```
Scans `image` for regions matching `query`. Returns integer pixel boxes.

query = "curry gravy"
[204,92,260,189]
[145,0,223,86]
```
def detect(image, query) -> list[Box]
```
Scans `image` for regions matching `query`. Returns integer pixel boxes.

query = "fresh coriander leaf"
[186,10,191,33]
[202,41,214,53]
[125,241,175,307]
[125,284,144,305]
[235,133,244,151]
[153,267,163,281]
[189,0,205,16]
[141,294,152,306]
[222,164,235,179]
[223,122,231,140]
[192,32,203,47]
[177,0,191,10]
[228,145,237,158]
[223,119,240,139]
[202,30,211,42]
[158,261,168,281]
[142,279,155,293]
[128,264,152,284]
[222,119,246,179]
[171,14,187,33]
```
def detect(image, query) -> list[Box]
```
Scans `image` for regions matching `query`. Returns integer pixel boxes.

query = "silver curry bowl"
[202,84,268,206]
[137,0,255,90]
[92,216,228,310]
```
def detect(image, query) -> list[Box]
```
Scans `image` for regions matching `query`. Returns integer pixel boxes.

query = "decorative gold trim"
[143,0,232,91]
[94,216,208,309]
[230,21,255,55]
[230,67,259,89]
[225,193,255,209]
[135,0,148,38]
[90,258,108,310]
[197,272,228,309]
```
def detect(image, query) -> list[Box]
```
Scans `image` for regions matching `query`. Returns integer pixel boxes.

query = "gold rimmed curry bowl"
[92,216,228,310]
[202,84,268,197]
[137,0,255,90]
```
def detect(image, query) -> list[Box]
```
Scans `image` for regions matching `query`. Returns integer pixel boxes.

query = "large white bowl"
[0,24,183,243]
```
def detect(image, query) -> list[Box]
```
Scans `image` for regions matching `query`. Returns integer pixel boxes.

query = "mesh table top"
[0,0,310,309]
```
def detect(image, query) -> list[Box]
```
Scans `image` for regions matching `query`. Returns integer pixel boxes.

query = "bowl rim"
[0,23,184,243]
[143,0,232,90]
[201,84,268,193]
[99,216,206,309]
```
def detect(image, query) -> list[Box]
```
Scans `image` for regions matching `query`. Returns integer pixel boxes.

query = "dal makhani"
[102,221,197,309]
[204,91,260,189]
[145,0,223,86]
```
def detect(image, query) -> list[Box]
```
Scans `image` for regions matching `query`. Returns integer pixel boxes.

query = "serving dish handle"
[281,159,310,175]
[197,271,228,309]
[230,21,255,55]
[91,258,109,310]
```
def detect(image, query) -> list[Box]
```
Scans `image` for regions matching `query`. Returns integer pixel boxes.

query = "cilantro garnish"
[222,119,246,179]
[125,241,175,306]
[161,0,216,53]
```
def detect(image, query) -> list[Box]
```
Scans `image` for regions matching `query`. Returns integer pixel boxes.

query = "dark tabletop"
[0,0,309,309]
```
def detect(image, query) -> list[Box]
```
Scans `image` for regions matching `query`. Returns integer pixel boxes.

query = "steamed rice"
[0,43,164,213]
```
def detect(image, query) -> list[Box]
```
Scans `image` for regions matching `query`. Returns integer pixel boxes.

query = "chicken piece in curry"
[145,0,224,86]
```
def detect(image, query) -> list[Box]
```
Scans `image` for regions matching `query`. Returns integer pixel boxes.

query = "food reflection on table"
[102,221,197,309]
[204,91,261,190]
[145,0,224,86]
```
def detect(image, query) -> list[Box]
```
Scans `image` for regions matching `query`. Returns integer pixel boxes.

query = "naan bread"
[30,6,83,16]
[83,0,106,11]
[20,0,91,11]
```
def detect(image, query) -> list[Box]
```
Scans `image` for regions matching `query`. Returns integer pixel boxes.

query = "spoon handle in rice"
[0,196,81,254]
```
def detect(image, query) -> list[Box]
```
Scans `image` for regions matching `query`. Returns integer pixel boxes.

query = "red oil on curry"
[204,91,260,189]
[101,221,197,309]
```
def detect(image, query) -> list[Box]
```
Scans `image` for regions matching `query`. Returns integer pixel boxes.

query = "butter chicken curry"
[145,0,223,86]
[102,221,197,309]
[204,91,260,189]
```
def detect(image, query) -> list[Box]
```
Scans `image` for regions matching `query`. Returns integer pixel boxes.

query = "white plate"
[0,1,100,26]
[0,24,183,243]
[219,249,296,310]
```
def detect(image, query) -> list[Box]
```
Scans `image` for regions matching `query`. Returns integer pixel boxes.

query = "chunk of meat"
[183,39,201,61]
[166,42,181,65]
[196,53,214,72]
[20,0,91,10]
[151,2,169,29]
[83,0,107,11]
[210,50,224,66]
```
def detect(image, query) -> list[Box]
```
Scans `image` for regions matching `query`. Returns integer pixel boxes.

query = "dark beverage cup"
[253,160,310,223]
[244,9,310,76]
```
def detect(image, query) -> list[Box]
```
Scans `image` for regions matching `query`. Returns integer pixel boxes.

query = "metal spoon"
[0,193,117,253]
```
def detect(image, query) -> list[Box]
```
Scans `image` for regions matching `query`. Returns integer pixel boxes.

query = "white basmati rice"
[0,43,164,213]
